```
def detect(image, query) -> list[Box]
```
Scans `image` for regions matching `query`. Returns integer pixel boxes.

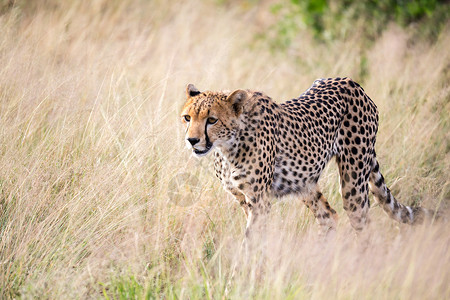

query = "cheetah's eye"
[183,115,191,122]
[207,117,218,125]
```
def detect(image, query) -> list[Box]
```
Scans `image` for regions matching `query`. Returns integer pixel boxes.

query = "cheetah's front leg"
[228,190,266,237]
[243,193,271,238]
[303,190,338,235]
[228,182,271,238]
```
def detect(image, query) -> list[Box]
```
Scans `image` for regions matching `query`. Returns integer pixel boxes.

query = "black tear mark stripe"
[204,122,213,148]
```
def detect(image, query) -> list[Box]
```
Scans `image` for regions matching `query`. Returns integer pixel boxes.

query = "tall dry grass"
[0,1,448,298]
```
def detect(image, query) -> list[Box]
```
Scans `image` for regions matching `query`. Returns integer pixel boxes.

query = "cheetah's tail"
[368,156,442,225]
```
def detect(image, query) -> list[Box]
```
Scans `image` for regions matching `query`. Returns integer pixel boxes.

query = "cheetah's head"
[180,84,247,157]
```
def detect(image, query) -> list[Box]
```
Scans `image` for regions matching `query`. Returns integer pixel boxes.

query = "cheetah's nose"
[187,138,200,146]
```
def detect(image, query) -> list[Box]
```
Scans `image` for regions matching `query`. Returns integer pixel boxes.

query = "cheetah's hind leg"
[337,154,371,232]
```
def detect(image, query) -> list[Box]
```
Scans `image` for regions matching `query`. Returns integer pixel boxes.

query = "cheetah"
[180,77,437,235]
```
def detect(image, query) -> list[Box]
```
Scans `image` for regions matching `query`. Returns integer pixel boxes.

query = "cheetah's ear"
[225,89,248,116]
[186,84,201,98]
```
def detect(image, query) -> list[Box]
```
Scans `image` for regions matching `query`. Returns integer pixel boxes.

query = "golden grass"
[0,1,448,298]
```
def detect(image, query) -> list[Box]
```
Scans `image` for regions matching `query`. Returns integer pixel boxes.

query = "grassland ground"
[0,1,449,299]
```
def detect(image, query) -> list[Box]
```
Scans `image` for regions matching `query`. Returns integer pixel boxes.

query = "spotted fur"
[180,78,437,234]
